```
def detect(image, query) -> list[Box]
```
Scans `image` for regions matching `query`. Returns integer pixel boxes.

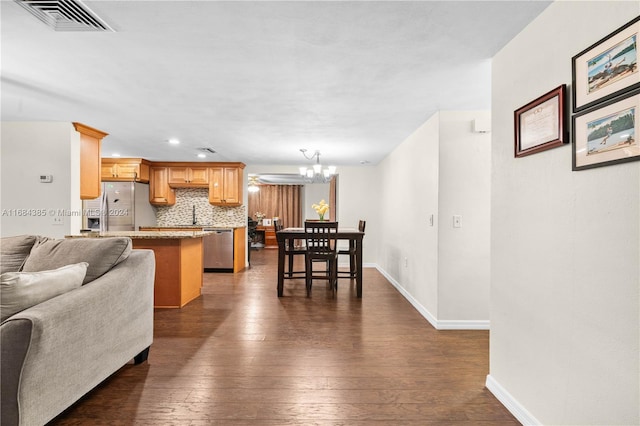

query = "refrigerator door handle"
[101,192,109,232]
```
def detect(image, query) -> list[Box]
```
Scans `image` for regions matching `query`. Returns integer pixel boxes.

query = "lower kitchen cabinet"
[139,226,246,272]
[233,227,246,272]
[131,237,203,308]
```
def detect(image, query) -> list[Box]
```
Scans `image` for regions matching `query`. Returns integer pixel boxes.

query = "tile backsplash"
[155,188,246,227]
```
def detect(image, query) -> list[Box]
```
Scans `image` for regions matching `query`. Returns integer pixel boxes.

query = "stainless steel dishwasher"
[203,228,234,271]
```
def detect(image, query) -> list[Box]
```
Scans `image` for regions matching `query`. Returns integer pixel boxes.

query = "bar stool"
[274,219,306,279]
[338,219,365,279]
[304,220,339,296]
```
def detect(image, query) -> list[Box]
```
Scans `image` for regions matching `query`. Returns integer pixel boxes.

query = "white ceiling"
[1,0,550,166]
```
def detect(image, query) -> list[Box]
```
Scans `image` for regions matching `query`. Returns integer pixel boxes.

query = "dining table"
[276,227,365,297]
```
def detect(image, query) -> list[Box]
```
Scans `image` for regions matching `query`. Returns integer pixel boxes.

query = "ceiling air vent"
[15,0,114,31]
[199,148,217,154]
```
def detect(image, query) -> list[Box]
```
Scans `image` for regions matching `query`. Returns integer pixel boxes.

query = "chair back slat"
[304,221,338,255]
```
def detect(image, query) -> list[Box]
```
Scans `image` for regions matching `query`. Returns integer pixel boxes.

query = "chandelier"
[298,149,336,183]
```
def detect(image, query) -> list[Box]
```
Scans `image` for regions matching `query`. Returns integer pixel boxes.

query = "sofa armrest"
[1,249,155,426]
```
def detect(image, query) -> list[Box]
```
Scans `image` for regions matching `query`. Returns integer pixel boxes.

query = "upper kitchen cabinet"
[147,161,244,206]
[209,163,244,206]
[167,166,209,187]
[101,158,150,182]
[149,167,176,205]
[74,122,108,200]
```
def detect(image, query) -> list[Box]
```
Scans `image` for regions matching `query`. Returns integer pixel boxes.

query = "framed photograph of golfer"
[572,88,640,171]
[572,16,640,113]
[514,85,567,157]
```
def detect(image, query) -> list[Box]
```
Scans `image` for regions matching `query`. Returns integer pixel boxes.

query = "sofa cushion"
[0,235,41,274]
[0,262,88,322]
[21,237,132,284]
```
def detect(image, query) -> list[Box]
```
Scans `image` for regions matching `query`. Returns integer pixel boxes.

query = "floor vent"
[14,0,114,31]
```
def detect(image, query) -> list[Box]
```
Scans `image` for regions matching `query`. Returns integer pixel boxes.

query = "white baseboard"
[374,264,489,330]
[485,375,541,425]
[437,319,490,330]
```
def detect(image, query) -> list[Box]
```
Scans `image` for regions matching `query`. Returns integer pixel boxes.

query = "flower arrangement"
[255,211,266,222]
[311,200,329,221]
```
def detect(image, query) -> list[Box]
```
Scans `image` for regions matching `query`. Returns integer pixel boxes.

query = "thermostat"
[39,175,53,183]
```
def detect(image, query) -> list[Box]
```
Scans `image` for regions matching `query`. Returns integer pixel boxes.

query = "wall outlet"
[404,257,408,268]
[429,214,434,226]
[453,215,462,228]
[52,217,64,226]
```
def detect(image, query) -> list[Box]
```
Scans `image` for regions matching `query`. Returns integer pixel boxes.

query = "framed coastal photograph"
[572,88,640,171]
[572,16,639,113]
[514,85,566,157]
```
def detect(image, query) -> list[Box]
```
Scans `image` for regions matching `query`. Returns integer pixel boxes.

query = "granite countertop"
[139,225,245,230]
[67,230,215,239]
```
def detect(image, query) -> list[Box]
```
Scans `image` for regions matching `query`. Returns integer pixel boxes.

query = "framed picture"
[572,88,640,171]
[262,218,272,226]
[572,16,640,113]
[514,84,567,157]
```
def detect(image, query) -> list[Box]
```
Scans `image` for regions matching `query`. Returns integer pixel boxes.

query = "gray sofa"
[0,235,155,426]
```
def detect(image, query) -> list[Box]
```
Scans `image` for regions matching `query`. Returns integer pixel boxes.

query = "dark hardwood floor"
[51,249,518,425]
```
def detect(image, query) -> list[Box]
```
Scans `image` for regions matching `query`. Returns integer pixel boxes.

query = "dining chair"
[338,219,365,279]
[304,220,339,297]
[275,219,306,279]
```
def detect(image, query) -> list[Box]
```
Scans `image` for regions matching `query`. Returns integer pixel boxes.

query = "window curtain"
[248,185,302,228]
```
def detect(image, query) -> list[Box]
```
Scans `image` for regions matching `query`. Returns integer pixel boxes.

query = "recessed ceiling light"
[169,138,180,145]
[197,153,206,158]
[112,153,121,157]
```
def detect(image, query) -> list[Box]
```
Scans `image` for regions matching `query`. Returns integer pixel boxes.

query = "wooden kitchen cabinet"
[233,227,246,272]
[74,122,108,200]
[209,165,243,206]
[141,161,245,206]
[101,158,150,182]
[149,167,176,205]
[139,226,247,273]
[168,166,209,186]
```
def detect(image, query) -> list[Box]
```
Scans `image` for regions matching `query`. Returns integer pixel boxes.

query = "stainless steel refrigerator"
[82,182,157,232]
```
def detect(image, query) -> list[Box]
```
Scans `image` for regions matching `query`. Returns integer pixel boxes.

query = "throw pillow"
[0,235,41,274]
[21,237,132,284]
[0,262,88,322]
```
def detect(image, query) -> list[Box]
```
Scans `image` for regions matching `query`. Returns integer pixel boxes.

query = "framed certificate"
[514,85,567,158]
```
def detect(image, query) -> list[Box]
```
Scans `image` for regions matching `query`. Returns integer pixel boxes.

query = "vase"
[318,214,325,221]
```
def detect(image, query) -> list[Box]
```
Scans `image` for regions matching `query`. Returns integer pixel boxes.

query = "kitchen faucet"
[192,205,197,225]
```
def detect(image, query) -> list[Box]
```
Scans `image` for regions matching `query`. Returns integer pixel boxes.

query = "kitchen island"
[140,226,246,273]
[68,231,212,308]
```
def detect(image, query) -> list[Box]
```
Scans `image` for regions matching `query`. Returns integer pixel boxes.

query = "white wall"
[376,111,491,327]
[438,111,491,321]
[1,122,81,238]
[378,113,441,320]
[303,183,330,221]
[333,165,380,265]
[489,2,639,425]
